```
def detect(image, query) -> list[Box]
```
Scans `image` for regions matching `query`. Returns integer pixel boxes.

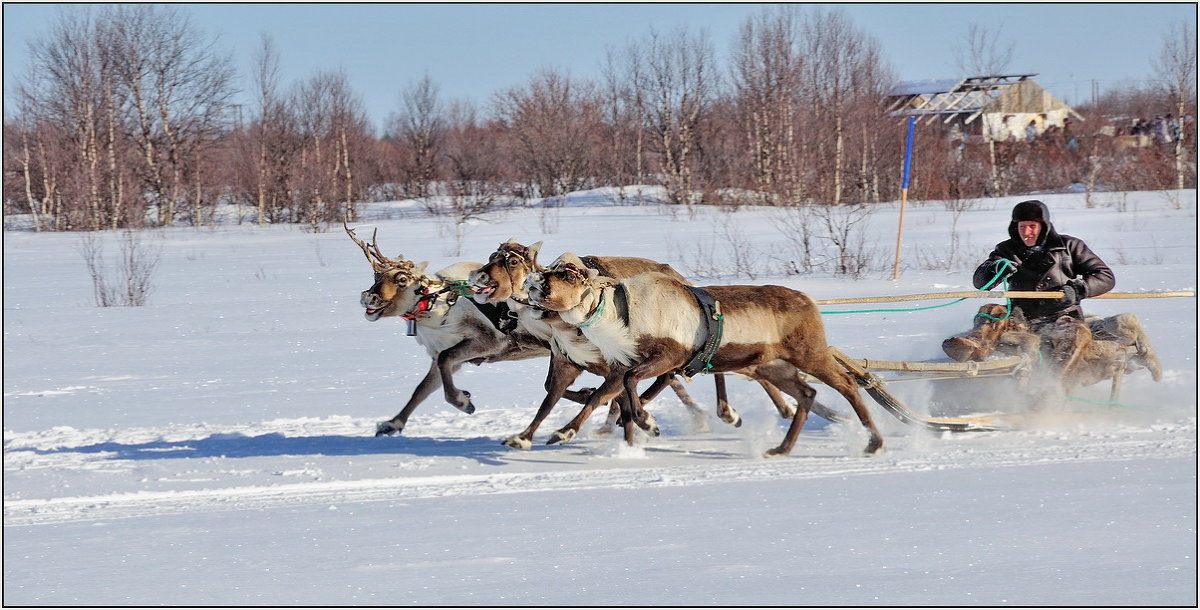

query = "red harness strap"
[401,289,436,321]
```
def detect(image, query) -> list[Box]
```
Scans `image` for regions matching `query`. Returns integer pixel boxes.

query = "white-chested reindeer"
[470,240,805,449]
[346,225,550,436]
[525,259,886,457]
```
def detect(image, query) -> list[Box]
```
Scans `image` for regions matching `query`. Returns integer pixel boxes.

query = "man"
[959,199,1160,380]
[973,199,1114,326]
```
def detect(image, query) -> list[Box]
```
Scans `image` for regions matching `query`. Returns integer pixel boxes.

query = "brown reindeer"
[470,240,791,449]
[346,225,550,436]
[524,262,886,457]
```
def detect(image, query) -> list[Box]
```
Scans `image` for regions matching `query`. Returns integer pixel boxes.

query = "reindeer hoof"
[375,422,402,437]
[721,411,743,428]
[594,425,615,437]
[503,436,532,450]
[763,446,789,458]
[547,429,576,445]
[864,437,885,456]
[452,391,476,414]
[637,413,660,436]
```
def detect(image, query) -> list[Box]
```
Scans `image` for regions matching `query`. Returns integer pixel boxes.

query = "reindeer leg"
[598,375,672,438]
[504,358,585,450]
[667,376,711,433]
[548,373,626,446]
[630,375,673,437]
[713,373,741,428]
[435,337,501,414]
[786,358,885,457]
[757,378,796,420]
[621,370,642,446]
[616,359,685,445]
[376,360,444,436]
[754,365,816,458]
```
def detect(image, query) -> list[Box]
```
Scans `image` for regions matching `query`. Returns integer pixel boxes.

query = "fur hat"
[1012,199,1047,222]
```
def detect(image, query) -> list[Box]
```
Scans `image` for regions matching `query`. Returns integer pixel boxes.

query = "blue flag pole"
[892,116,916,280]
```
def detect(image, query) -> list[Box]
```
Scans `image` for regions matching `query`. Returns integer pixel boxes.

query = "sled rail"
[814,290,1194,305]
[827,347,1023,433]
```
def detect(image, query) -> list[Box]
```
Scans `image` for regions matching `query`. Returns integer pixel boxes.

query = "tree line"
[4,5,1196,232]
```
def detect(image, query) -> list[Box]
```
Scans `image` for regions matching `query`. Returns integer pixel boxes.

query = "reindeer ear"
[526,241,543,263]
[413,261,429,275]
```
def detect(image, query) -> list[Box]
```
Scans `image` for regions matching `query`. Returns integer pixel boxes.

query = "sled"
[825,347,1033,432]
[807,289,1194,432]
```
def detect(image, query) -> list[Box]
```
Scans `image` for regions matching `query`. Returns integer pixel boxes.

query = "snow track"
[6,416,1194,526]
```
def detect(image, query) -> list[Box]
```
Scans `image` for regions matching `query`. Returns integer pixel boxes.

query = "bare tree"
[241,34,299,226]
[731,6,806,205]
[291,70,372,230]
[598,46,647,201]
[493,68,602,201]
[954,24,1014,76]
[103,5,236,226]
[78,230,162,306]
[628,27,719,210]
[798,8,893,206]
[1153,21,1197,190]
[438,101,510,234]
[386,74,446,200]
[15,9,106,230]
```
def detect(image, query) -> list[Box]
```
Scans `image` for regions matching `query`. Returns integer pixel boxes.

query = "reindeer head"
[345,223,429,321]
[470,238,543,305]
[524,254,615,314]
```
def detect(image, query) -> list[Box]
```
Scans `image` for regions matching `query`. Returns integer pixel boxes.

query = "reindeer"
[470,240,782,449]
[524,261,886,457]
[345,225,550,436]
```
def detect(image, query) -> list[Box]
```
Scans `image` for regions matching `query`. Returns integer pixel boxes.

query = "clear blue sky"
[4,3,1194,129]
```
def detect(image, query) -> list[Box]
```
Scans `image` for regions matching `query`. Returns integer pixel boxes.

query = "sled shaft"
[814,290,1194,305]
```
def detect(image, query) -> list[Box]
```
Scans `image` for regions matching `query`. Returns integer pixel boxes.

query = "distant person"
[1025,120,1038,142]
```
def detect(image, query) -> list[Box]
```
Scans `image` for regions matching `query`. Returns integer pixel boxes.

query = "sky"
[3,3,1195,129]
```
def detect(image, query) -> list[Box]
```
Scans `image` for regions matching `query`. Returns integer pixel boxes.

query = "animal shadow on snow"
[27,433,518,466]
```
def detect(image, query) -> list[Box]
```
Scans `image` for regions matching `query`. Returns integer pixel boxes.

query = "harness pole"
[892,116,916,280]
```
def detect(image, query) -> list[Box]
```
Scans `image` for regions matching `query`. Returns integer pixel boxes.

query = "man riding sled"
[943,200,1161,391]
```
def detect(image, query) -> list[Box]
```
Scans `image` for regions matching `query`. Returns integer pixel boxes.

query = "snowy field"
[3,188,1196,606]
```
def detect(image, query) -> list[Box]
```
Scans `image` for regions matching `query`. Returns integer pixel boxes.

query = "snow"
[4,188,1197,606]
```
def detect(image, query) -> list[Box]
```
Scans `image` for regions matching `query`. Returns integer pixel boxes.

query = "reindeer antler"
[345,222,402,272]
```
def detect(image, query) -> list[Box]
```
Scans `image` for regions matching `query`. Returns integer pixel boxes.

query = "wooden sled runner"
[825,347,1031,432]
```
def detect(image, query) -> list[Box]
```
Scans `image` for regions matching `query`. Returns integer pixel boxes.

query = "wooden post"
[892,117,916,280]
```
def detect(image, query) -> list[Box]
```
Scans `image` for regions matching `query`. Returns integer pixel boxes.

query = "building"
[885,74,1084,142]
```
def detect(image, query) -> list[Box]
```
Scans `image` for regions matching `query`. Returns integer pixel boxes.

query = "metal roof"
[886,74,1042,119]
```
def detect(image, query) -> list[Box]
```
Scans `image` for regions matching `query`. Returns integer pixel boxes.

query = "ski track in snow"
[6,415,1194,526]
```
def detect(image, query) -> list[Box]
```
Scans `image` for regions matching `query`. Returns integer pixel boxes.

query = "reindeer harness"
[403,279,516,334]
[680,286,724,378]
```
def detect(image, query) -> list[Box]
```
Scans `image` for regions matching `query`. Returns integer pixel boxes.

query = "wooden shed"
[886,74,1084,142]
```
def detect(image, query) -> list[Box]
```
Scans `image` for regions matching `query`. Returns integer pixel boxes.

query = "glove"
[990,258,1019,280]
[1057,279,1085,307]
